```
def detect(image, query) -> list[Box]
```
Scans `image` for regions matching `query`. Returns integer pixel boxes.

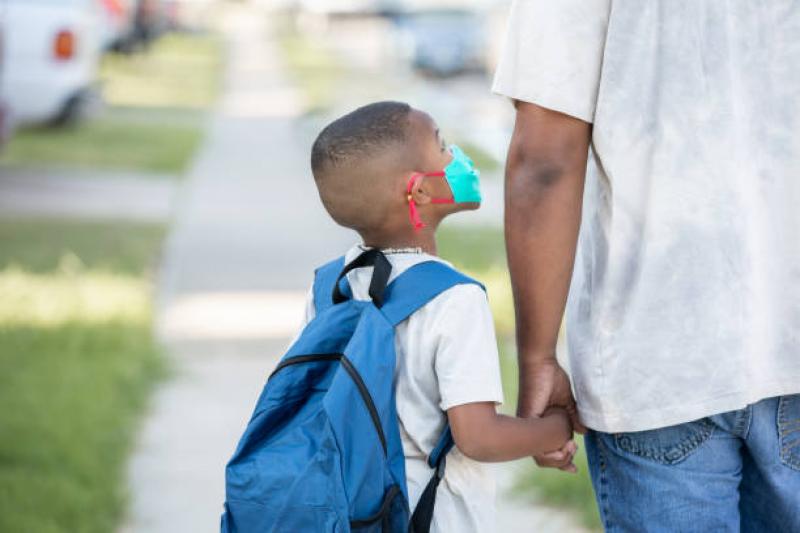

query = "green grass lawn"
[0,219,166,533]
[0,32,221,173]
[437,225,601,531]
[1,113,203,174]
[101,32,223,110]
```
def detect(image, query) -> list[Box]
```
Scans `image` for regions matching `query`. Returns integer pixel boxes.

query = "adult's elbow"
[505,101,591,192]
[505,151,569,199]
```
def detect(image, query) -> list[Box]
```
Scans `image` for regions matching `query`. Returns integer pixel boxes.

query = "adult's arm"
[505,101,592,464]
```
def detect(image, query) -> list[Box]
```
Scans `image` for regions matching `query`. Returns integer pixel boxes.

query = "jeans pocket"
[778,394,800,471]
[613,418,715,465]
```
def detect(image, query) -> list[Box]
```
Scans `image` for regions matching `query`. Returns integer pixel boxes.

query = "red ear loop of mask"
[406,172,454,230]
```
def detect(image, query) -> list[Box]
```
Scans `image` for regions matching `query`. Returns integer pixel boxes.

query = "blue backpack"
[221,249,482,533]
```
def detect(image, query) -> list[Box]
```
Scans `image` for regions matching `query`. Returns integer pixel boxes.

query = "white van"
[0,0,103,125]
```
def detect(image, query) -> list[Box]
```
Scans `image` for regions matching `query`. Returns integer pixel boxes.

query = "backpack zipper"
[349,484,401,528]
[339,355,388,455]
[269,353,388,456]
[269,353,342,378]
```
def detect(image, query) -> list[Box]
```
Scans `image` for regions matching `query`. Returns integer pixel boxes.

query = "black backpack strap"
[409,426,455,533]
[313,250,393,313]
[331,248,392,308]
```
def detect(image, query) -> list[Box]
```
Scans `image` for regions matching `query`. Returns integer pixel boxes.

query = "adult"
[492,1,800,531]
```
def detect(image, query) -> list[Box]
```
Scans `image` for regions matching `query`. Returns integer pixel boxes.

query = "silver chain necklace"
[359,245,424,255]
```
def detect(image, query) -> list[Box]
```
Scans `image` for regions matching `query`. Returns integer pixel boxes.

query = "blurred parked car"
[162,0,215,31]
[0,0,103,126]
[399,8,486,77]
[96,0,136,51]
[298,0,407,17]
[105,0,168,53]
[129,0,167,49]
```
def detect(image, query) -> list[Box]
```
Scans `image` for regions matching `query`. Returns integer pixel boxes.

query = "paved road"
[121,4,587,533]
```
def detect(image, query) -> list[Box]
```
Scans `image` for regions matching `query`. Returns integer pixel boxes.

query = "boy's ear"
[409,175,433,205]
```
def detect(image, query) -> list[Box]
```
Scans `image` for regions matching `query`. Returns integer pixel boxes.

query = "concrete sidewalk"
[0,166,178,222]
[121,6,353,533]
[121,4,586,533]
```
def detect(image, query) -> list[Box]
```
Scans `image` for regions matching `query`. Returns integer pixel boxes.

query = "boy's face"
[412,111,453,171]
[408,110,480,211]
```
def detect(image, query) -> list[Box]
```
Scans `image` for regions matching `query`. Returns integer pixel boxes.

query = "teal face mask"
[442,144,482,203]
[406,144,482,229]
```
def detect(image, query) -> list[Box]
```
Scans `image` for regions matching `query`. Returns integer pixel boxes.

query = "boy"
[305,101,574,532]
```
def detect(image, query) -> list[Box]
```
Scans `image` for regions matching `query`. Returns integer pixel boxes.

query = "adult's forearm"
[505,160,584,366]
[504,104,591,371]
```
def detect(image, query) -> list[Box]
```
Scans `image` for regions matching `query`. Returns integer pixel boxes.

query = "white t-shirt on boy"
[297,245,505,533]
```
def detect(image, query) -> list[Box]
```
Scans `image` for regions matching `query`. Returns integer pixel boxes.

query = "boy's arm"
[447,402,572,462]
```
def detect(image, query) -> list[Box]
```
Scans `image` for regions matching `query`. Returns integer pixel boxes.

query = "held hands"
[537,407,578,473]
[519,357,586,473]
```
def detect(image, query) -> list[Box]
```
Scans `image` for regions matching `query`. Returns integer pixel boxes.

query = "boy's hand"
[541,406,573,446]
[537,406,578,473]
[536,440,579,473]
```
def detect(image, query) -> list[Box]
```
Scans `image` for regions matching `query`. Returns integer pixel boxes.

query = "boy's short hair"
[311,101,413,231]
[311,101,411,176]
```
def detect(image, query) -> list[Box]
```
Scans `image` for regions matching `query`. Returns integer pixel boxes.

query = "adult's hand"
[519,357,586,472]
[504,101,592,471]
[518,357,577,421]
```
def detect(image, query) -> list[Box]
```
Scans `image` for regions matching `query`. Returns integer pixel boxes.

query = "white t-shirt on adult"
[493,0,800,433]
[298,245,505,532]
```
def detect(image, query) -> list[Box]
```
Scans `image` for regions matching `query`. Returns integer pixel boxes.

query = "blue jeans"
[584,395,800,532]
